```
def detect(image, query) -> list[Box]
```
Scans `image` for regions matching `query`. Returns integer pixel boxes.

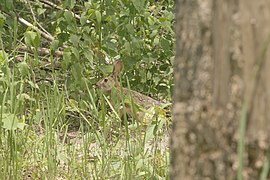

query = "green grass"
[0,1,173,178]
[0,57,171,179]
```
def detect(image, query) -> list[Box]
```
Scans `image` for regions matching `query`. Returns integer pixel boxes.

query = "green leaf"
[95,10,101,24]
[144,123,156,142]
[136,159,144,170]
[0,50,7,65]
[33,32,41,48]
[153,76,160,85]
[69,99,78,107]
[27,80,39,89]
[64,0,75,9]
[69,34,80,47]
[64,11,74,24]
[125,24,134,34]
[71,63,82,80]
[62,50,72,70]
[80,15,88,26]
[87,9,95,16]
[150,29,158,38]
[83,49,93,65]
[131,0,146,12]
[16,93,35,102]
[71,47,80,60]
[153,36,159,46]
[0,13,6,29]
[37,8,46,16]
[50,40,59,51]
[24,31,34,47]
[18,61,29,78]
[121,42,131,55]
[160,37,170,51]
[58,32,70,44]
[24,31,41,48]
[0,0,14,10]
[2,113,26,130]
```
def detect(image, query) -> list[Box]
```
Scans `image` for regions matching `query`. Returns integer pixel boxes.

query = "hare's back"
[122,88,162,108]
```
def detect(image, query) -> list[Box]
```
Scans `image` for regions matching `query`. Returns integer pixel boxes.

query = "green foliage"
[10,0,174,99]
[0,0,174,178]
[2,113,26,130]
[0,0,14,10]
[24,31,41,49]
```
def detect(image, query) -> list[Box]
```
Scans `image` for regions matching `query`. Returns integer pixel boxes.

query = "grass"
[0,55,171,179]
[0,16,171,177]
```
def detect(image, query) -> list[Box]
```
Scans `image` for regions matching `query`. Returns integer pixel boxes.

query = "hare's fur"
[96,61,162,119]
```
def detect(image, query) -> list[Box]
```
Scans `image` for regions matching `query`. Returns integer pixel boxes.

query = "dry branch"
[18,17,54,42]
[40,0,90,23]
[17,46,63,57]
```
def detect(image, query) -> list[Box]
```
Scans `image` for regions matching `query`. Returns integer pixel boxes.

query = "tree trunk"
[171,0,270,179]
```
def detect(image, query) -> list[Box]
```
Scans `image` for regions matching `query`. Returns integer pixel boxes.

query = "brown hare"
[96,60,163,122]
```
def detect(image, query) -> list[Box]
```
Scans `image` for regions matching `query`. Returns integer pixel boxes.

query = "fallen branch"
[18,17,54,42]
[40,0,90,23]
[27,0,51,37]
[17,46,63,57]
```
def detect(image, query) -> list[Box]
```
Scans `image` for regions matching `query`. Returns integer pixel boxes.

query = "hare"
[96,60,163,121]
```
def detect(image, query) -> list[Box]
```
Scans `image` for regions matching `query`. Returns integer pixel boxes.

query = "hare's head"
[96,60,123,93]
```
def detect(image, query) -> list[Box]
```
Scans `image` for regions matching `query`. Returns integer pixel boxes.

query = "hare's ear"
[112,60,123,77]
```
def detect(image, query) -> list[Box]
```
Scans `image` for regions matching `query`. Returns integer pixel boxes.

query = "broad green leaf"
[121,42,131,55]
[37,7,46,16]
[71,47,80,60]
[0,0,14,10]
[153,36,160,46]
[2,113,26,130]
[50,40,59,51]
[64,0,75,9]
[80,15,88,25]
[24,31,41,48]
[24,31,34,47]
[136,159,144,170]
[83,49,93,65]
[87,9,95,16]
[69,99,78,107]
[70,34,80,47]
[95,10,101,24]
[18,61,29,78]
[150,29,158,38]
[144,123,155,142]
[64,11,74,23]
[125,24,134,34]
[71,63,82,80]
[131,0,145,12]
[160,37,170,51]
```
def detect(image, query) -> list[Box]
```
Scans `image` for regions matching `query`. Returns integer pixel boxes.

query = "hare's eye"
[104,78,108,83]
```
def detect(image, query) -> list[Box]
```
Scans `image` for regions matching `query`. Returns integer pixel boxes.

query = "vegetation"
[0,0,174,179]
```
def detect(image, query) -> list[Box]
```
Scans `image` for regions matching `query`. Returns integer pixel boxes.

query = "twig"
[0,8,55,42]
[18,16,54,42]
[17,46,63,57]
[27,0,51,37]
[40,0,90,23]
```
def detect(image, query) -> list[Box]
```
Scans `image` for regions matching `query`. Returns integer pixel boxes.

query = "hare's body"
[96,61,162,120]
[121,88,162,109]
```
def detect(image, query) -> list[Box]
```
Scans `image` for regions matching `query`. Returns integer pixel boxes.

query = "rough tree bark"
[171,0,270,179]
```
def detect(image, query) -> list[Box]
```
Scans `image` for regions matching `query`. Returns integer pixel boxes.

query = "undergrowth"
[0,0,173,179]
